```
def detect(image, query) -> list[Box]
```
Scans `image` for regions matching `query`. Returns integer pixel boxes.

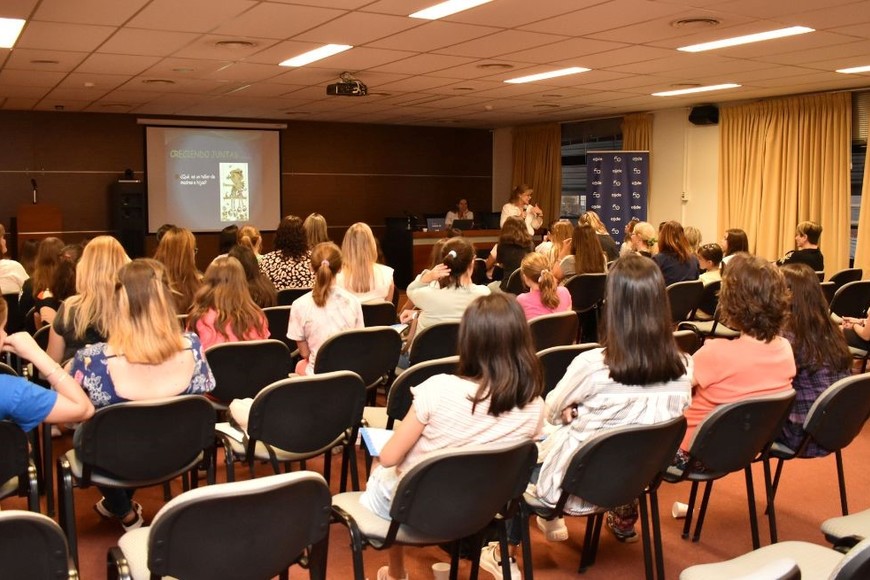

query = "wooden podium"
[17,203,63,247]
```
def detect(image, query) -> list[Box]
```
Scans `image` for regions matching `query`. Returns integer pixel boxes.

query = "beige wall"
[492,127,513,211]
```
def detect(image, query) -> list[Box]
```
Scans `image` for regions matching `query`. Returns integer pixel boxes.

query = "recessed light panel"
[652,83,740,97]
[0,18,25,49]
[504,67,589,84]
[411,0,493,20]
[279,44,352,67]
[678,26,813,53]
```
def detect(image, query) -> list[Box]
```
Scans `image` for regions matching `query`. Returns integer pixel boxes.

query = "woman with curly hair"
[153,226,201,314]
[676,253,795,467]
[259,215,314,291]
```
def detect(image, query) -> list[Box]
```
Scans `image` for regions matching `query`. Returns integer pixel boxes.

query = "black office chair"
[528,311,579,351]
[0,510,78,579]
[693,280,721,321]
[204,339,294,408]
[2,292,24,334]
[830,280,870,320]
[314,327,402,400]
[767,374,870,518]
[520,416,687,580]
[503,268,527,295]
[663,390,796,549]
[107,471,331,580]
[563,273,607,342]
[0,420,40,512]
[277,287,311,306]
[361,301,398,327]
[262,305,294,351]
[536,343,600,396]
[332,440,538,580]
[673,329,702,355]
[829,268,863,291]
[407,321,461,367]
[219,371,366,492]
[667,280,704,324]
[57,395,217,566]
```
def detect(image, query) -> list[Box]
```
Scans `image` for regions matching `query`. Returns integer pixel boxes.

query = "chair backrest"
[687,390,796,475]
[696,280,721,318]
[503,268,527,295]
[362,301,398,327]
[408,321,461,367]
[33,324,50,351]
[0,362,17,376]
[0,421,31,495]
[673,329,701,355]
[472,258,488,285]
[247,371,366,456]
[804,373,870,453]
[2,293,24,334]
[387,357,459,424]
[262,306,294,350]
[563,273,607,313]
[314,327,402,389]
[276,287,310,306]
[388,441,538,540]
[76,396,216,482]
[833,537,870,580]
[0,511,75,579]
[529,311,579,351]
[205,340,294,404]
[830,280,870,319]
[24,307,38,335]
[829,268,863,290]
[667,280,704,323]
[537,343,600,396]
[557,416,687,510]
[147,471,331,580]
[821,281,837,306]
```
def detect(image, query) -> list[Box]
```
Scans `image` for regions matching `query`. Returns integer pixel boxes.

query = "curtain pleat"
[511,123,562,225]
[853,140,870,278]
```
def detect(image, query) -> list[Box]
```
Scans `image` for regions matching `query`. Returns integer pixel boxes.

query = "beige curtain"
[511,123,562,225]
[718,92,852,278]
[853,143,870,277]
[621,113,653,151]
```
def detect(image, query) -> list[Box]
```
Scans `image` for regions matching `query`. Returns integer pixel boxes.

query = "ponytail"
[521,252,560,309]
[311,242,341,307]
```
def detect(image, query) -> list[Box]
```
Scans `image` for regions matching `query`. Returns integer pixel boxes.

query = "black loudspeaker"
[689,105,719,125]
[110,181,146,258]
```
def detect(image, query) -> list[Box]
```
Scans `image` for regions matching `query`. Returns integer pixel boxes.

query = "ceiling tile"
[293,11,423,45]
[0,68,66,87]
[211,3,346,40]
[369,53,477,75]
[0,0,39,20]
[500,37,629,65]
[76,53,162,76]
[33,0,149,26]
[436,30,568,59]
[367,21,501,52]
[522,0,687,36]
[97,29,201,57]
[16,21,117,52]
[171,35,280,61]
[4,49,88,72]
[128,0,257,33]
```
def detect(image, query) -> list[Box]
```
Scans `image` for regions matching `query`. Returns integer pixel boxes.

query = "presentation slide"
[146,127,281,232]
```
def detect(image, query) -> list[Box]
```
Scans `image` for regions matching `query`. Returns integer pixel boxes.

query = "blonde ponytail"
[311,242,341,307]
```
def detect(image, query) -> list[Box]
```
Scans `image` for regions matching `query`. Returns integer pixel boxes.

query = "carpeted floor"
[5,419,870,580]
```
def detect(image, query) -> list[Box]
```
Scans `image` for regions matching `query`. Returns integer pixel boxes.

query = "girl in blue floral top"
[70,258,215,531]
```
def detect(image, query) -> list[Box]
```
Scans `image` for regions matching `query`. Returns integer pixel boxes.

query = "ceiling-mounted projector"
[327,72,367,97]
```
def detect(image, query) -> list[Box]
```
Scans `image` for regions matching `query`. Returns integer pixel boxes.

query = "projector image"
[326,80,367,97]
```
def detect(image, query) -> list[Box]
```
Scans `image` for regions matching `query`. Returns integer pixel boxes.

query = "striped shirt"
[536,348,693,514]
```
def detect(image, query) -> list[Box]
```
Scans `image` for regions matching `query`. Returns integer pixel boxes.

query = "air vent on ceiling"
[671,18,721,28]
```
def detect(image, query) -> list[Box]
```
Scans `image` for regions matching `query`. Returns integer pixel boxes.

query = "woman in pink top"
[516,252,572,320]
[360,294,545,580]
[186,256,269,350]
[677,253,796,467]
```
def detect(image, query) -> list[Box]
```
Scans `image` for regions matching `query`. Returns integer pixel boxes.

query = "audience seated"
[287,242,364,375]
[580,211,619,262]
[260,215,315,291]
[0,224,28,295]
[653,221,700,286]
[186,256,269,351]
[228,244,276,308]
[359,294,544,580]
[303,212,330,248]
[153,227,201,314]
[554,223,607,281]
[485,217,534,291]
[236,224,264,261]
[777,220,824,271]
[619,217,640,257]
[630,221,656,258]
[36,244,80,327]
[721,228,749,268]
[26,237,64,327]
[535,220,573,266]
[516,252,571,320]
[337,222,395,304]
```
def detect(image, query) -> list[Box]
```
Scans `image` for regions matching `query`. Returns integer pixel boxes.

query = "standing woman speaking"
[500,184,543,236]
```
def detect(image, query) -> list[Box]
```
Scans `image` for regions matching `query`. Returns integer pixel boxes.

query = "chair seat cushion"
[680,321,740,338]
[662,464,727,483]
[117,527,157,580]
[768,441,797,459]
[679,541,842,579]
[222,433,344,463]
[63,450,204,489]
[362,407,389,429]
[332,492,455,546]
[0,476,19,500]
[821,509,870,543]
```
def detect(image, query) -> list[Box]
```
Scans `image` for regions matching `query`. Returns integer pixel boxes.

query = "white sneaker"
[479,541,521,580]
[536,516,569,542]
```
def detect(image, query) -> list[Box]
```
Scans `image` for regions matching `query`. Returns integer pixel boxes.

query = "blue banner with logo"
[586,151,649,238]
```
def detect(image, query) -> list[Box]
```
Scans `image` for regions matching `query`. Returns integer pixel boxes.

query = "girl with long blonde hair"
[517,252,572,320]
[153,226,201,313]
[287,242,364,375]
[47,236,130,363]
[71,259,215,530]
[555,224,606,281]
[237,224,263,259]
[186,256,269,350]
[338,222,395,303]
[303,213,330,247]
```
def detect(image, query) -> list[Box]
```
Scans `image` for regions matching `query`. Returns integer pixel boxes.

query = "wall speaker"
[689,105,719,125]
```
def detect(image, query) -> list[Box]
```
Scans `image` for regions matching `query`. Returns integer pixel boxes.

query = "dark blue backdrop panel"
[586,151,649,238]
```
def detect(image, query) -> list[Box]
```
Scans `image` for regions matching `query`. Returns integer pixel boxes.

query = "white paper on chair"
[215,422,245,443]
[360,427,394,457]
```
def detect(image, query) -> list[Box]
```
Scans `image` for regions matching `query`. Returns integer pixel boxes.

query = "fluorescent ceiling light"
[836,65,870,74]
[678,26,814,53]
[279,44,352,67]
[0,18,25,49]
[411,0,493,20]
[652,83,741,97]
[504,67,590,84]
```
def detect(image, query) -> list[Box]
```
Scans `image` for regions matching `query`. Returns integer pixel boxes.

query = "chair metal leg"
[589,513,604,566]
[323,449,332,487]
[496,525,511,580]
[762,458,778,544]
[163,481,172,500]
[471,532,486,580]
[649,489,666,580]
[519,503,534,580]
[579,513,600,573]
[449,541,460,580]
[57,456,79,569]
[42,424,54,516]
[692,481,714,543]
[637,495,654,580]
[308,534,329,580]
[26,463,39,513]
[836,450,849,515]
[682,481,699,539]
[744,466,760,550]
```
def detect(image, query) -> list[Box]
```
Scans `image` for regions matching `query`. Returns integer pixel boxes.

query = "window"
[560,118,623,219]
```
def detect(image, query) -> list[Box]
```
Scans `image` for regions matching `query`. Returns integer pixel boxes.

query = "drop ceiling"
[1,0,870,127]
